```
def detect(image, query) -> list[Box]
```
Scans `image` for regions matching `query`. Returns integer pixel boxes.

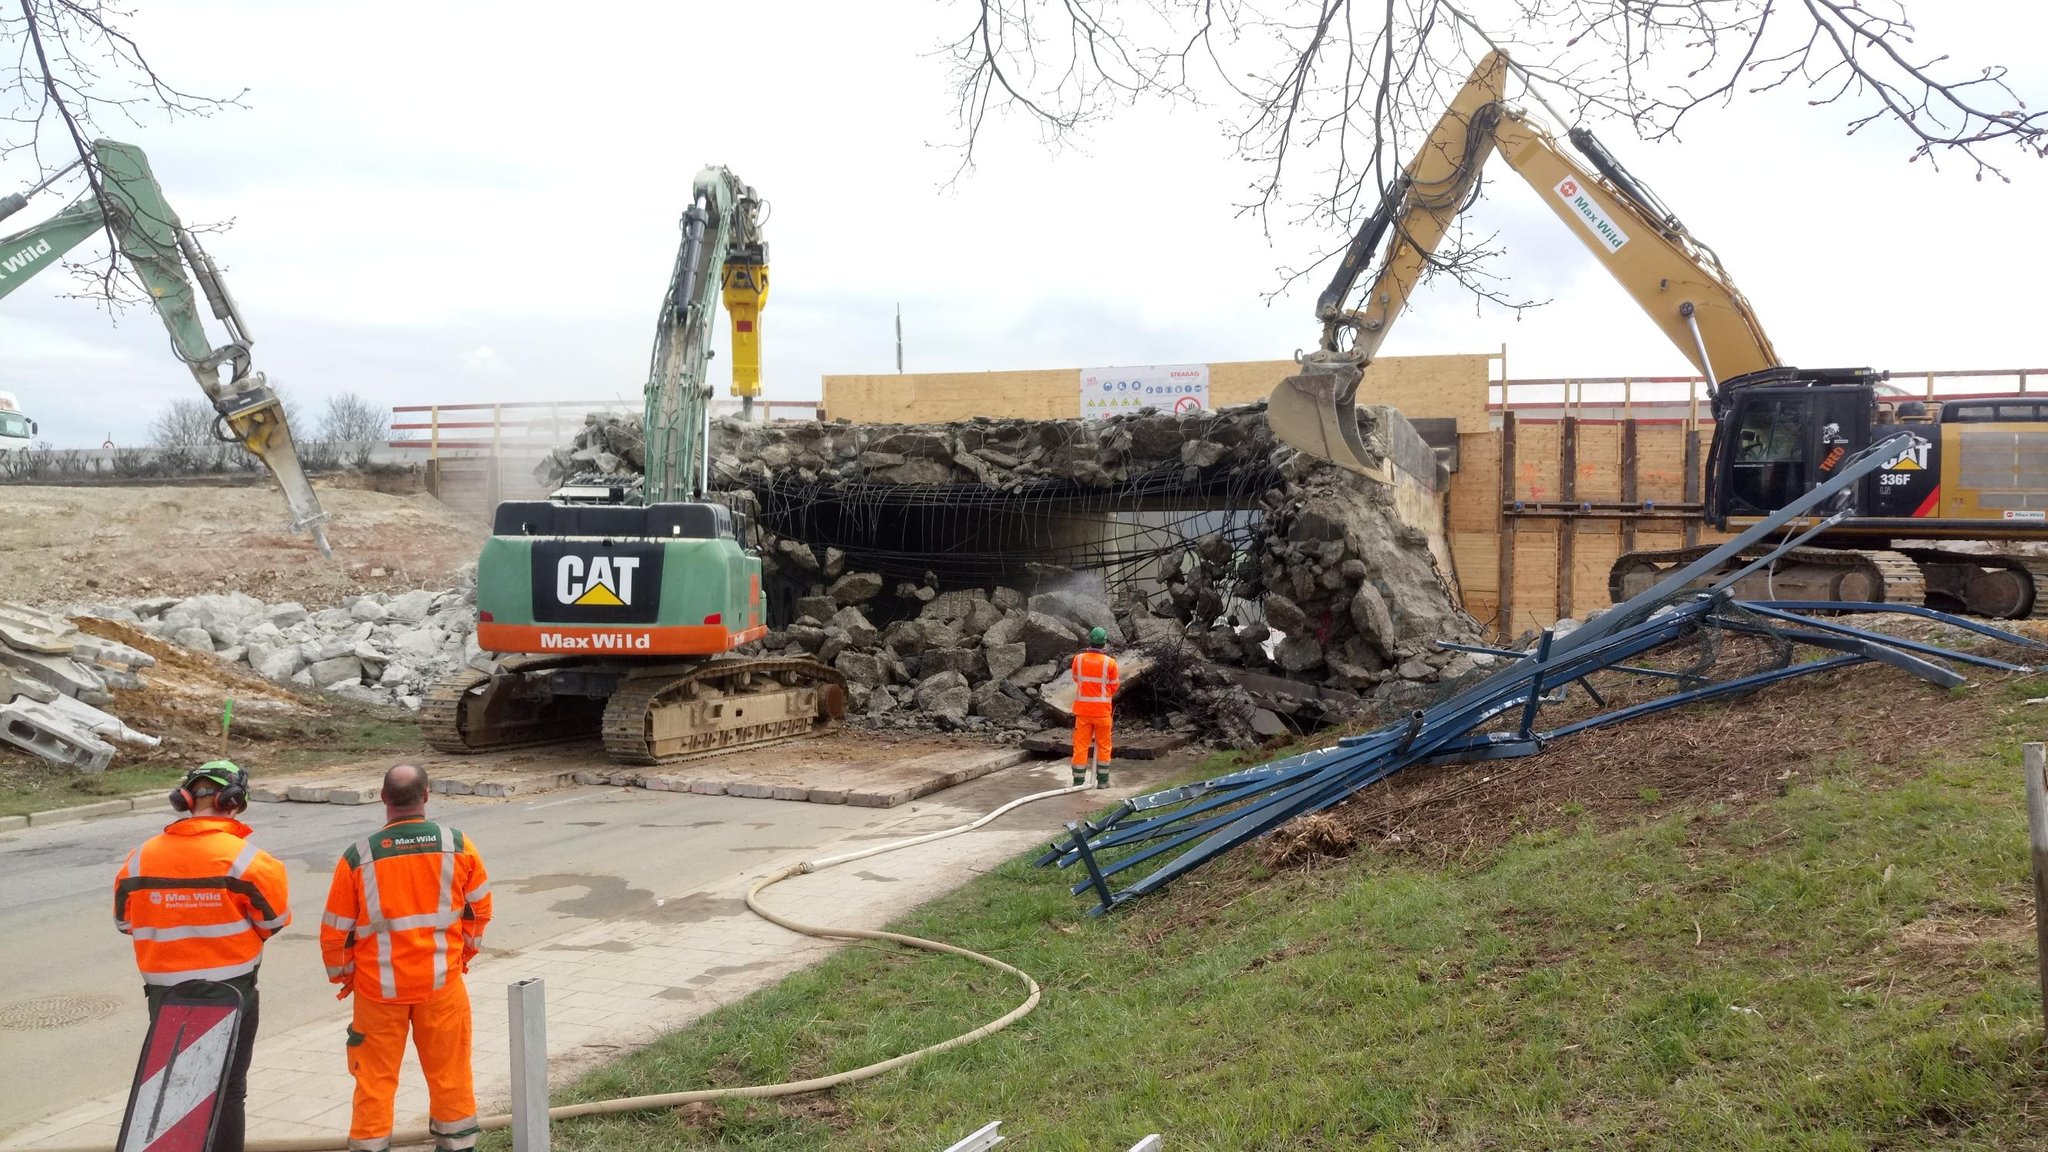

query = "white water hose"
[40,779,1096,1152]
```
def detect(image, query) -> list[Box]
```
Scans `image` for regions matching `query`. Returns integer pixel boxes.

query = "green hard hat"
[1088,627,1108,645]
[187,760,245,788]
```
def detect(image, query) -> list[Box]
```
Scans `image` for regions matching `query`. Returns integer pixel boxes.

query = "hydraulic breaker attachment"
[721,258,767,418]
[216,379,331,557]
[1265,356,1391,483]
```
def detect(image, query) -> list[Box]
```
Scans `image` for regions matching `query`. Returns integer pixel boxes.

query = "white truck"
[0,391,33,455]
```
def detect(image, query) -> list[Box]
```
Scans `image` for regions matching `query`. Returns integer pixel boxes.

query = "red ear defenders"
[169,765,250,814]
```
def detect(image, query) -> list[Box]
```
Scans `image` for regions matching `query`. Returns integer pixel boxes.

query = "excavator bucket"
[217,385,332,557]
[1266,360,1392,484]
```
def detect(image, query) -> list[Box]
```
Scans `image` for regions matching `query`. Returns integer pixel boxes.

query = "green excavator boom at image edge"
[0,140,331,556]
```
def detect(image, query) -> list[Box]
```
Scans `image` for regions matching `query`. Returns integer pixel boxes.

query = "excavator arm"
[640,166,767,503]
[0,140,331,554]
[1270,49,1780,477]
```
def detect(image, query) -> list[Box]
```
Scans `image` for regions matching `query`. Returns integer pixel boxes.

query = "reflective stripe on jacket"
[1071,650,1120,718]
[321,819,492,1004]
[113,816,291,986]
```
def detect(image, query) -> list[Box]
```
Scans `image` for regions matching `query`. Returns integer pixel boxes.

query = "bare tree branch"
[939,0,2045,308]
[1,0,245,301]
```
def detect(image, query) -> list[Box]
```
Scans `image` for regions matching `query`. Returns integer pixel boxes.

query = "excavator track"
[1608,545,1927,610]
[1898,548,2048,619]
[423,655,846,764]
[601,657,846,766]
[419,656,610,754]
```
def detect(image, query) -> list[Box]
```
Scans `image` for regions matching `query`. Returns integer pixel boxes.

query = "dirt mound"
[1246,618,2047,869]
[69,618,323,767]
[2,483,485,608]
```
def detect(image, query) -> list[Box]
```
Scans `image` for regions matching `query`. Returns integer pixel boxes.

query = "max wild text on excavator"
[0,141,330,553]
[1269,50,2048,619]
[421,168,845,763]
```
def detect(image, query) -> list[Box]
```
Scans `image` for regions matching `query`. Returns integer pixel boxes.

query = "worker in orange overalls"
[1071,627,1120,789]
[113,761,291,1152]
[321,764,493,1152]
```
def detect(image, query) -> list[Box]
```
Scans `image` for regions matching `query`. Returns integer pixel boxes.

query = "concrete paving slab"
[0,753,1193,1149]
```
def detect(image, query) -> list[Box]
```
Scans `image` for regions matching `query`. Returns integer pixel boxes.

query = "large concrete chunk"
[0,648,108,701]
[911,670,972,721]
[0,601,78,654]
[827,571,883,606]
[308,655,365,689]
[1021,612,1084,664]
[0,698,115,772]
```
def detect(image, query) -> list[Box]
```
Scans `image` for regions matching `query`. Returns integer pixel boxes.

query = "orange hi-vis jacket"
[1071,649,1120,718]
[321,819,492,1005]
[114,816,291,986]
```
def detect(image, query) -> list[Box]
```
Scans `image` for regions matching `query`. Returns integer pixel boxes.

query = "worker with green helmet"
[113,760,290,1152]
[1070,626,1120,788]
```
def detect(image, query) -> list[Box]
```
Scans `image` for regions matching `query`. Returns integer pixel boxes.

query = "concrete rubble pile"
[0,601,161,772]
[94,404,1480,749]
[92,571,488,714]
[540,402,1479,745]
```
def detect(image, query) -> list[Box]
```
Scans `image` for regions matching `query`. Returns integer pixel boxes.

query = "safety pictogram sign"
[116,983,245,1152]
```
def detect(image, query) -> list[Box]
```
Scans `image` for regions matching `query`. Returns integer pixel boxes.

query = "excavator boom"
[0,140,330,554]
[639,167,767,502]
[1269,49,1779,478]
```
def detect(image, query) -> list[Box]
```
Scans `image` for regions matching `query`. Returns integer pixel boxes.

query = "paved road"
[0,763,1154,1141]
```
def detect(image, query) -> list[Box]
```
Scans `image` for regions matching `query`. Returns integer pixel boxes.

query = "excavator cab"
[1707,373,1878,525]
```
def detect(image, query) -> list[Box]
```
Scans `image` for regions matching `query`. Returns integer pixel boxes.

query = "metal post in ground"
[2024,743,2048,1035]
[509,978,549,1152]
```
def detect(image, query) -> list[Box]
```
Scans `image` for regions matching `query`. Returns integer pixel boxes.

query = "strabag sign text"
[1080,364,1211,422]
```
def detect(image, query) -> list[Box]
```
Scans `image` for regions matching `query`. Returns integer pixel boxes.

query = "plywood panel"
[1572,525,1624,617]
[1450,432,1500,534]
[1510,528,1560,635]
[1635,424,1710,502]
[1356,354,1494,433]
[823,353,1493,429]
[1514,424,1561,502]
[1574,425,1623,501]
[1450,533,1499,597]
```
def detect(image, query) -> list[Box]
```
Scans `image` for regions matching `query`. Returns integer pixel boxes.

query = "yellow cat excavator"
[1271,50,2048,618]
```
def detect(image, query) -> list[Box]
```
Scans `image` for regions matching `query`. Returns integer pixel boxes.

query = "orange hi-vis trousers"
[1071,712,1113,766]
[346,979,478,1152]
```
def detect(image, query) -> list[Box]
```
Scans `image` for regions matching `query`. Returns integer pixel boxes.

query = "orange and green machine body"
[472,165,773,661]
[473,501,767,657]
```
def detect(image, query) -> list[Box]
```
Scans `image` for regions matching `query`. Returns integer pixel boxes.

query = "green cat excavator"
[420,167,844,763]
[0,140,330,554]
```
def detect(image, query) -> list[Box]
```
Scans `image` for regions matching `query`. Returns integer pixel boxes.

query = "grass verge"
[0,714,420,818]
[535,680,2048,1150]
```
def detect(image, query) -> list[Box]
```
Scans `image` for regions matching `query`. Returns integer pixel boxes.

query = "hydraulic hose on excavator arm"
[0,141,331,555]
[1267,49,1781,480]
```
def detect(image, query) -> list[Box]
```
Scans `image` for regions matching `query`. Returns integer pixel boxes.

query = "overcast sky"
[1,1,2043,448]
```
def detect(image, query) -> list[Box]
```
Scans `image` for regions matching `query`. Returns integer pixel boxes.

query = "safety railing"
[387,398,824,458]
[1491,366,2045,428]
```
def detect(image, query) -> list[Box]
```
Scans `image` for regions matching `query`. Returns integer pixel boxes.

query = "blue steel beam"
[1036,433,1970,914]
[1749,602,2048,649]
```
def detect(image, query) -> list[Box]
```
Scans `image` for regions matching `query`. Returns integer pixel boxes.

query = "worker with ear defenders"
[113,760,291,1152]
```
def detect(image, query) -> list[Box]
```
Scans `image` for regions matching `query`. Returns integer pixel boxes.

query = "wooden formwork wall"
[822,353,1493,431]
[1458,417,1726,638]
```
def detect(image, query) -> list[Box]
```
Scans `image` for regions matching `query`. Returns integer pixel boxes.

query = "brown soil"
[1290,620,2046,865]
[2,481,485,608]
[70,617,326,766]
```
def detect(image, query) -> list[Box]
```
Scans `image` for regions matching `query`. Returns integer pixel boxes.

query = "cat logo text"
[556,555,640,607]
